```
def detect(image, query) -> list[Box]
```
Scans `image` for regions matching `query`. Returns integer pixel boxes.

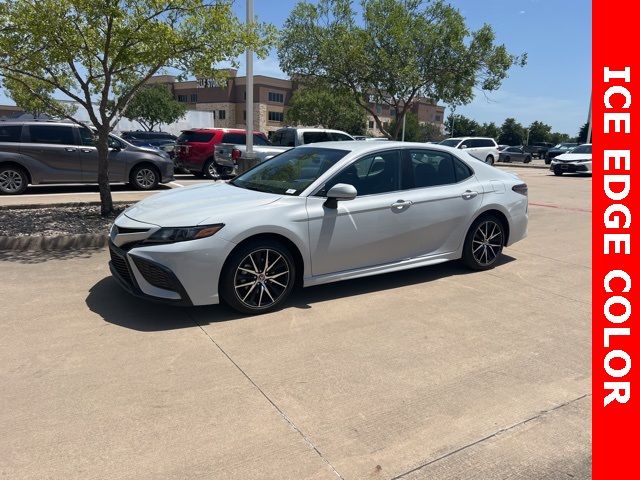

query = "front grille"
[131,256,178,292]
[115,226,150,235]
[109,243,134,286]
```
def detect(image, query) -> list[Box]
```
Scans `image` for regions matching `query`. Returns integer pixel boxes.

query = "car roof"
[297,140,468,156]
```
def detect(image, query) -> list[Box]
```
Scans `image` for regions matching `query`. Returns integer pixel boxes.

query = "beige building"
[143,71,446,136]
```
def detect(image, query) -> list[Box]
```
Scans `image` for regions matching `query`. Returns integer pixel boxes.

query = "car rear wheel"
[503,156,511,163]
[220,240,296,315]
[130,164,159,190]
[462,215,505,271]
[524,155,532,163]
[203,159,220,179]
[486,155,494,165]
[0,165,28,195]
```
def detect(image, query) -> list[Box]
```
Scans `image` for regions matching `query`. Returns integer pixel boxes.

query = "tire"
[130,164,159,190]
[504,156,511,163]
[545,158,552,165]
[462,215,505,271]
[0,165,29,195]
[220,239,296,315]
[203,159,220,179]
[486,155,494,165]
[524,156,532,163]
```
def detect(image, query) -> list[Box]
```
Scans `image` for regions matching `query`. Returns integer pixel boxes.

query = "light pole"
[245,0,254,160]
[401,111,406,141]
[586,94,592,143]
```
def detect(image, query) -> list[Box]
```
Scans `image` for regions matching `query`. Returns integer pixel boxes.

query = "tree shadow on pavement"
[87,255,515,332]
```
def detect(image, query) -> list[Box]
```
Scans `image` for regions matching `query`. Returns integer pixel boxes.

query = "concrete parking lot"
[0,168,591,479]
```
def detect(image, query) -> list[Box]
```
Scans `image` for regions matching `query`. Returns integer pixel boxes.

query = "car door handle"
[462,190,478,200]
[65,147,77,152]
[80,149,93,153]
[391,200,413,209]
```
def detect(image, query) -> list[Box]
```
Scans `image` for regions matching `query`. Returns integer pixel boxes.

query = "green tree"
[0,0,273,215]
[279,0,526,140]
[389,111,423,141]
[498,118,525,145]
[422,122,445,142]
[527,120,552,144]
[122,84,187,131]
[285,84,367,135]
[477,122,500,139]
[445,113,480,137]
[3,77,77,119]
[577,122,589,143]
[549,132,571,144]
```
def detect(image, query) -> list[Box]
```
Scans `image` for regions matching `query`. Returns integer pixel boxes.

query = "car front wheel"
[462,216,505,271]
[220,240,296,314]
[0,165,29,195]
[524,155,532,163]
[486,155,494,165]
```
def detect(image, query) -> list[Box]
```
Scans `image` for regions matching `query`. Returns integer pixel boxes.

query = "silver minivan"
[0,121,175,195]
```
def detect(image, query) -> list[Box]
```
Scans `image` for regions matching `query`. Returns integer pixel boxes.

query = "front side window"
[570,145,592,154]
[232,147,348,195]
[330,132,353,141]
[324,150,401,196]
[253,134,270,146]
[28,125,76,145]
[438,139,461,148]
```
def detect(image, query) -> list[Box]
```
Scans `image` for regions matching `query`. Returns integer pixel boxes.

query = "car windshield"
[439,139,461,147]
[570,145,592,154]
[231,147,349,195]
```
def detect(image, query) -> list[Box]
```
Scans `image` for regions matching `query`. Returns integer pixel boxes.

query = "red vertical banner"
[593,1,639,477]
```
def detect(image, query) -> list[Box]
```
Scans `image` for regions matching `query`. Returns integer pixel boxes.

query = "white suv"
[438,137,500,165]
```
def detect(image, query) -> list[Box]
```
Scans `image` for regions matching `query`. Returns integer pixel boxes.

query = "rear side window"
[303,131,331,144]
[253,134,270,146]
[28,125,76,145]
[407,149,457,188]
[480,139,496,147]
[222,133,246,144]
[0,125,22,142]
[271,129,295,147]
[453,158,473,182]
[177,131,214,143]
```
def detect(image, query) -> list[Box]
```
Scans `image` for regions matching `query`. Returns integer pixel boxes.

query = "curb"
[0,233,109,251]
[494,162,549,170]
[0,200,131,211]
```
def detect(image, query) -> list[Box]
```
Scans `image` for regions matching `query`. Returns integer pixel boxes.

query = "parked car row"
[549,143,592,175]
[0,121,175,195]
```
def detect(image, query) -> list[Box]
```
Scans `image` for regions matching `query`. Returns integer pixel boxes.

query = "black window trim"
[25,124,79,146]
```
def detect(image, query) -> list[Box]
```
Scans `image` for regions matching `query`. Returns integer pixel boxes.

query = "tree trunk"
[96,130,114,216]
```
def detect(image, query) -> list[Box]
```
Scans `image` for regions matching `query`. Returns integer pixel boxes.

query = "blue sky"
[233,0,592,135]
[1,0,590,135]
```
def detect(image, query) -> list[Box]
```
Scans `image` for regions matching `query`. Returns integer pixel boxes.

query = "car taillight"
[512,183,528,196]
[231,148,241,161]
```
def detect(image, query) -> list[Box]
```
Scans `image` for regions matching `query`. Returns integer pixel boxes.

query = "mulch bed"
[0,205,129,238]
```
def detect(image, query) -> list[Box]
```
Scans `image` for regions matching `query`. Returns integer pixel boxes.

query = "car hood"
[554,153,592,162]
[124,182,281,227]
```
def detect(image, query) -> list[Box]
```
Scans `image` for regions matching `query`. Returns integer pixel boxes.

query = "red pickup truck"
[175,128,269,178]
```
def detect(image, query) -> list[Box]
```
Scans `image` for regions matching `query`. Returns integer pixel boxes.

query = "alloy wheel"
[0,169,24,193]
[135,168,156,189]
[233,249,290,309]
[207,161,220,179]
[471,220,503,267]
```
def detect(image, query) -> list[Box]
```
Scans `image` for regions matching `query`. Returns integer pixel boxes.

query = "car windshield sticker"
[286,189,296,194]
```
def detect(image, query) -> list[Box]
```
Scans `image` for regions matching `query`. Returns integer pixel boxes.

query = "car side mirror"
[324,183,357,209]
[459,144,468,149]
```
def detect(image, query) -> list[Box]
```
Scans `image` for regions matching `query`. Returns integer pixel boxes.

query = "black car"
[524,142,554,159]
[545,143,579,164]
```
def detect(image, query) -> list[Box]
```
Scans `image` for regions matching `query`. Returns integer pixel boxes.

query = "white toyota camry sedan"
[550,143,592,176]
[109,141,528,314]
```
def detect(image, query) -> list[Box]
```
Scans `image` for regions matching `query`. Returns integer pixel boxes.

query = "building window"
[376,105,382,115]
[435,114,442,122]
[268,111,284,122]
[390,108,396,117]
[177,94,187,102]
[218,110,226,120]
[383,121,389,129]
[190,93,198,102]
[243,110,246,121]
[368,120,374,129]
[268,92,284,103]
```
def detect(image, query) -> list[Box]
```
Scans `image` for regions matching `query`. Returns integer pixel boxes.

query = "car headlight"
[144,224,224,244]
